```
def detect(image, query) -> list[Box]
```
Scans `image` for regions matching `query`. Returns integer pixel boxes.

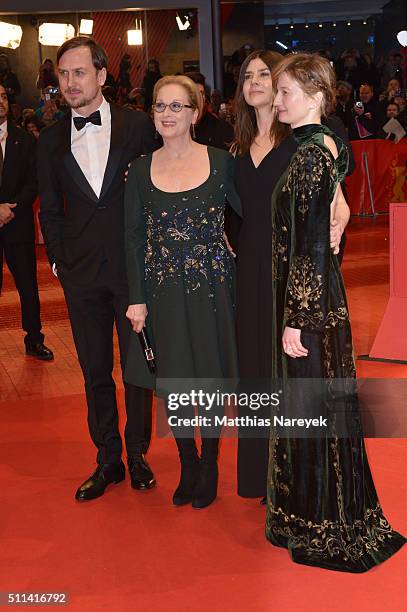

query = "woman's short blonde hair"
[153,75,204,119]
[273,52,336,117]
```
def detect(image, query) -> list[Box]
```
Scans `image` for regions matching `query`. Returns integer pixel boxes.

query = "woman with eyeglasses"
[124,75,241,508]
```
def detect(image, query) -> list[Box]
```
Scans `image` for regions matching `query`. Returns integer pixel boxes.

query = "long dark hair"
[232,50,290,155]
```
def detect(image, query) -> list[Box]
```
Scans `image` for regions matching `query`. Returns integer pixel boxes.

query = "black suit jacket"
[0,122,38,244]
[38,103,157,285]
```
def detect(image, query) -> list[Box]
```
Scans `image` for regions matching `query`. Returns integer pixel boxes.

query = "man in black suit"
[38,37,156,501]
[0,84,53,360]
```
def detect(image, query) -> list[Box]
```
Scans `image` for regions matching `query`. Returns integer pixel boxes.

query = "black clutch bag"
[138,327,156,374]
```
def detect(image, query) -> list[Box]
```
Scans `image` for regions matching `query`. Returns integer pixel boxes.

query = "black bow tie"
[73,110,102,131]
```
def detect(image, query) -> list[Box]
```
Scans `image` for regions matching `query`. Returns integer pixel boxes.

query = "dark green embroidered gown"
[266,124,406,572]
[123,146,241,390]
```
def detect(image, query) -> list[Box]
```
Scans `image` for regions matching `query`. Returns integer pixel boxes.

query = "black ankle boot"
[173,438,200,506]
[192,437,219,509]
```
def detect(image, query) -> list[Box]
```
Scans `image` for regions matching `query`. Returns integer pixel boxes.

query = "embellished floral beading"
[144,203,232,295]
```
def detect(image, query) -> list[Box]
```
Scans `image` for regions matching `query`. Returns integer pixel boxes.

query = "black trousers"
[61,263,152,465]
[0,238,43,344]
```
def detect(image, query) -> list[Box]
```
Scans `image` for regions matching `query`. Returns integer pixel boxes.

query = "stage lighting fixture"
[39,23,75,46]
[0,20,22,49]
[127,21,143,46]
[319,23,323,28]
[396,30,407,46]
[79,19,93,35]
[176,15,190,31]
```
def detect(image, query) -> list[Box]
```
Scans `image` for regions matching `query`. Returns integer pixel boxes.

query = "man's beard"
[64,87,99,110]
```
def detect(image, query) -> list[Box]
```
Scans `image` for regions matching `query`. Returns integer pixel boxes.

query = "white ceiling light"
[0,21,23,49]
[39,23,75,46]
[79,19,93,35]
[397,30,407,46]
[127,19,142,46]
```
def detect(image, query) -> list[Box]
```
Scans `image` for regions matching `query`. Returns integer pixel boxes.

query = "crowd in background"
[0,44,406,147]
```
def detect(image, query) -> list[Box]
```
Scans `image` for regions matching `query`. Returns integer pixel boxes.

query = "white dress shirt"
[0,120,8,159]
[71,97,111,198]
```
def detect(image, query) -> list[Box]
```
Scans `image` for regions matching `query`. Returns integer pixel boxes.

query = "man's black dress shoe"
[25,342,54,361]
[128,454,156,490]
[75,461,125,501]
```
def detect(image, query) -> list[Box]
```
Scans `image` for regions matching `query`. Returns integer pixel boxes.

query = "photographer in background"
[142,59,162,112]
[185,71,234,150]
[349,83,381,140]
[0,54,20,104]
[118,54,132,98]
[23,114,45,140]
[376,102,407,141]
[36,59,59,91]
[379,78,402,104]
[380,52,405,89]
[34,86,65,127]
[335,80,354,132]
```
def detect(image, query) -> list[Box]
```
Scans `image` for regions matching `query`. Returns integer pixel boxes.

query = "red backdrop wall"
[93,11,177,88]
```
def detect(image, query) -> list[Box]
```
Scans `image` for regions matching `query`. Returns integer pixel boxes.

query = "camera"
[354,101,364,110]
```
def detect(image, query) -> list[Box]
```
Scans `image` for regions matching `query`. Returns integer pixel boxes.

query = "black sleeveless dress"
[234,136,299,498]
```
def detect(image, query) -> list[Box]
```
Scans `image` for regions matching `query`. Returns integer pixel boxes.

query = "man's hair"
[57,36,108,71]
[185,72,206,87]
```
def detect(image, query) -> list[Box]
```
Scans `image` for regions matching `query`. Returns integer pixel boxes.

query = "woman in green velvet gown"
[266,53,406,572]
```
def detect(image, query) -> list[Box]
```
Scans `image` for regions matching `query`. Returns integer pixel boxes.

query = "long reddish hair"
[232,50,291,155]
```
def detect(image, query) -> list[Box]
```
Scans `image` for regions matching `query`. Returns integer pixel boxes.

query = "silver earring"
[192,123,196,139]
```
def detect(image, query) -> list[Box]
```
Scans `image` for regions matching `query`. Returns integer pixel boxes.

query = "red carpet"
[1,217,406,611]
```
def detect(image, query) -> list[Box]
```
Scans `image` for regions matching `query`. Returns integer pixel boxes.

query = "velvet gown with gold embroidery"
[266,123,406,572]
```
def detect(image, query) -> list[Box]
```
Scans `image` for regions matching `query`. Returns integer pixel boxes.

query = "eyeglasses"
[152,101,194,113]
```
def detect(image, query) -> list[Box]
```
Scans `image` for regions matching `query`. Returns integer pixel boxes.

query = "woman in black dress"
[231,51,350,499]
